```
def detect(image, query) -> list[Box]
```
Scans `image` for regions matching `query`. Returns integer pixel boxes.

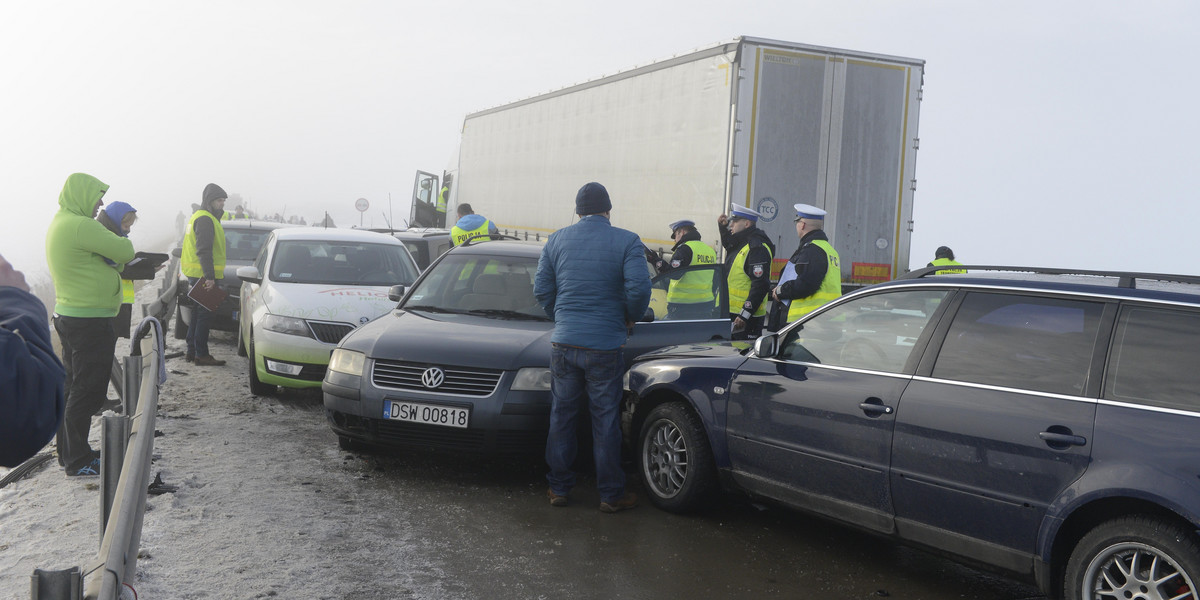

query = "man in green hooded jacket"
[45,173,135,477]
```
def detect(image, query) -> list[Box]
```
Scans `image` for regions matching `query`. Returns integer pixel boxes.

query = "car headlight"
[511,367,552,391]
[328,349,366,377]
[260,314,312,337]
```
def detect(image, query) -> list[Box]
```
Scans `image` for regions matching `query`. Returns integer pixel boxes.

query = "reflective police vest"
[452,220,492,246]
[931,258,966,274]
[181,210,227,279]
[728,241,772,317]
[437,187,448,214]
[786,239,842,322]
[666,241,716,304]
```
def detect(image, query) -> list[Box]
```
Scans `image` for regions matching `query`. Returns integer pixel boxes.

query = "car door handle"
[1039,431,1087,447]
[858,401,893,416]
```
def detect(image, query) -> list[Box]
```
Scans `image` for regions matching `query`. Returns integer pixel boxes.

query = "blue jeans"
[545,344,626,503]
[185,277,214,357]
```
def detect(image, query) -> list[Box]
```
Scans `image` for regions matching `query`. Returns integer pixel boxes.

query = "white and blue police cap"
[794,203,827,220]
[729,206,762,222]
[668,219,695,233]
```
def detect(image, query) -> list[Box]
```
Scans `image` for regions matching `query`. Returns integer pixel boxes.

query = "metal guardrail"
[33,258,177,600]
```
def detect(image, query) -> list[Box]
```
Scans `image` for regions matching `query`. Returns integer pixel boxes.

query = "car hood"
[260,281,398,327]
[633,341,751,363]
[340,309,553,371]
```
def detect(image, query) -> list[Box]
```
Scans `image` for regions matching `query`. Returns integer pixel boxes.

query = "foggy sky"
[2,0,1197,285]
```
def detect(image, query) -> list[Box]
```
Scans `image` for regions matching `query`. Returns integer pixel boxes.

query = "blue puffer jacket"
[534,215,651,350]
[0,286,65,467]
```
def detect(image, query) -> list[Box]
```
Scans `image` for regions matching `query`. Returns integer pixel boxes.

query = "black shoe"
[194,355,226,366]
[67,457,101,477]
[185,353,195,362]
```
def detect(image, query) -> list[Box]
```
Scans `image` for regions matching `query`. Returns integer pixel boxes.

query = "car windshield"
[224,228,273,261]
[402,253,548,320]
[269,240,418,286]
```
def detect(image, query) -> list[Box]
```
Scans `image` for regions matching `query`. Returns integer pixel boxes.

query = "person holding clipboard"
[181,183,229,366]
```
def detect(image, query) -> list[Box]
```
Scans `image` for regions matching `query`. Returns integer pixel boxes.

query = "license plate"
[383,401,469,428]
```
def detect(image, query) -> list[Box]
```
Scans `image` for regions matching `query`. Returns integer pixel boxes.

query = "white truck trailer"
[411,36,924,284]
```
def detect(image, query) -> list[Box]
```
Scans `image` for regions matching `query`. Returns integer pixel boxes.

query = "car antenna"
[381,211,393,230]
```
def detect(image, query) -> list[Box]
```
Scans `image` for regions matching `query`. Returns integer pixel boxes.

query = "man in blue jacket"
[535,182,650,513]
[0,254,66,468]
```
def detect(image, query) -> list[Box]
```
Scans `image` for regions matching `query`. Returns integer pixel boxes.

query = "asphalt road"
[139,329,1046,599]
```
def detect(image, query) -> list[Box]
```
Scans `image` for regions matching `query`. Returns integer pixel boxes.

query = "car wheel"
[1064,515,1200,600]
[246,336,274,397]
[638,402,716,513]
[173,304,188,340]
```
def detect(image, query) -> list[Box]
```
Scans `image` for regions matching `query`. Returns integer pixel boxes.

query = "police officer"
[928,246,966,274]
[647,219,717,320]
[718,206,775,339]
[772,203,842,326]
[450,203,499,246]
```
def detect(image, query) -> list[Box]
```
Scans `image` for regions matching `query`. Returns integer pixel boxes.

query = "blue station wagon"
[622,266,1200,600]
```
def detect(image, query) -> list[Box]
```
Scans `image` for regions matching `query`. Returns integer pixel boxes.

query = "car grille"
[307,321,355,344]
[371,360,503,396]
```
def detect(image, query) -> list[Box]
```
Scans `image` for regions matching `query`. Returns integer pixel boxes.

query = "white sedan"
[236,228,419,395]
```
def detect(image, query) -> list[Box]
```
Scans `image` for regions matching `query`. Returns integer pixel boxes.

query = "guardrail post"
[31,567,82,600]
[100,416,131,540]
[122,355,142,415]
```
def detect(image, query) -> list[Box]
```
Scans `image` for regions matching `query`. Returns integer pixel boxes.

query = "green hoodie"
[45,173,136,317]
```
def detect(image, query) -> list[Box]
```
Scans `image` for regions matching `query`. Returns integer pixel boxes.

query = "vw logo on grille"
[421,367,445,389]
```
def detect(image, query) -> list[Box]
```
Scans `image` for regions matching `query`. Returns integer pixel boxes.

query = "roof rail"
[900,265,1200,289]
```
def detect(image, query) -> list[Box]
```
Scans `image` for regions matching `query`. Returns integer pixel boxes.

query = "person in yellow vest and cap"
[96,201,140,338]
[182,183,228,366]
[772,203,842,327]
[928,246,966,274]
[450,203,499,246]
[646,219,717,320]
[717,205,775,340]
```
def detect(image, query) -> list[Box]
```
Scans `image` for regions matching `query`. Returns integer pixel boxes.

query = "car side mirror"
[388,285,406,302]
[753,334,777,358]
[236,266,262,285]
[171,247,182,258]
[639,306,655,323]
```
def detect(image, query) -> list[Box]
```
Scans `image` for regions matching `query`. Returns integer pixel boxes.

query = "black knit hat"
[203,183,228,204]
[575,182,612,215]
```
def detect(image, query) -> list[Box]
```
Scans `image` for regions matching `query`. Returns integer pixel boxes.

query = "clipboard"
[188,279,228,312]
[122,251,169,280]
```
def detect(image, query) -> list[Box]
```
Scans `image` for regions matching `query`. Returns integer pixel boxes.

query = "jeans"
[545,344,626,503]
[53,315,116,471]
[185,277,214,357]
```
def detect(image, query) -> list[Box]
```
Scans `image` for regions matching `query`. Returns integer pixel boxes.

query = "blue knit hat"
[575,182,612,215]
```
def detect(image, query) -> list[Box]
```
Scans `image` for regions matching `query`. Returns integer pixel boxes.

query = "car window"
[932,292,1103,396]
[1105,306,1200,412]
[269,240,419,286]
[254,233,273,274]
[777,289,948,373]
[401,241,427,268]
[224,228,273,261]
[647,264,725,322]
[404,253,546,318]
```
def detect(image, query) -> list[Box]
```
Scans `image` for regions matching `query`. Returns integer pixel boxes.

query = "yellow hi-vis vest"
[181,210,226,279]
[121,278,134,304]
[728,241,772,317]
[931,258,966,274]
[786,239,842,322]
[437,187,448,214]
[667,241,717,304]
[451,220,492,246]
